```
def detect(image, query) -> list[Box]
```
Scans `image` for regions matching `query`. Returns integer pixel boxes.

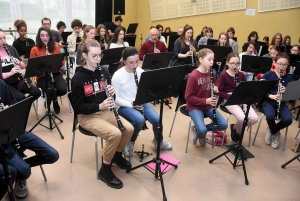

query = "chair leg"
[248,125,252,147]
[295,129,300,139]
[185,119,192,153]
[32,103,39,121]
[169,111,178,137]
[60,96,63,105]
[101,138,103,148]
[295,140,300,153]
[252,114,265,145]
[94,137,99,180]
[36,99,39,111]
[40,165,47,181]
[68,96,72,113]
[282,127,288,151]
[70,130,76,163]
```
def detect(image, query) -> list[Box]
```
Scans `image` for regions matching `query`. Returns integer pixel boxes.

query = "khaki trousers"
[78,109,134,161]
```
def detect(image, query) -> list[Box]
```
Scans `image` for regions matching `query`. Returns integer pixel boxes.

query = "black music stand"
[61,32,72,44]
[25,54,65,139]
[199,45,232,79]
[162,32,177,45]
[207,39,218,45]
[284,45,292,54]
[209,80,277,185]
[0,97,33,201]
[126,66,187,201]
[124,35,136,47]
[100,47,126,77]
[142,52,172,70]
[167,35,179,52]
[290,63,300,120]
[241,55,272,81]
[126,23,138,35]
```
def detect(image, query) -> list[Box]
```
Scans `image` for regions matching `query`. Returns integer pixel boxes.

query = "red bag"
[206,131,227,146]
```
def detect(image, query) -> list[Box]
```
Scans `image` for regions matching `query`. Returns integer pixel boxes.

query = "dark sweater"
[71,66,111,115]
[139,40,167,61]
[171,39,198,66]
[185,69,215,111]
[218,70,246,100]
[12,37,35,56]
[0,79,17,106]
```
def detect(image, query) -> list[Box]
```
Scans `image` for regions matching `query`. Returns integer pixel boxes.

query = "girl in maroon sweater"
[218,52,258,142]
[185,48,228,147]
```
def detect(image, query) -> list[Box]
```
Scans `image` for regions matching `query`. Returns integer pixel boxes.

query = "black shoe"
[53,100,60,114]
[230,124,239,142]
[112,151,132,169]
[98,163,123,189]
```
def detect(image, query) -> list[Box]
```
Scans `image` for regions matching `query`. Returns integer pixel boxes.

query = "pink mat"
[147,153,180,174]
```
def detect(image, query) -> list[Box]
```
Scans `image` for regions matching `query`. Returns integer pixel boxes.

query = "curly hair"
[14,19,27,31]
[71,19,82,29]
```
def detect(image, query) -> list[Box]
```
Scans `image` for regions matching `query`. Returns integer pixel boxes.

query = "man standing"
[139,28,167,61]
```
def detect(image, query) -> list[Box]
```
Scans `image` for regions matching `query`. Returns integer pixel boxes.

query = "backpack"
[206,131,227,146]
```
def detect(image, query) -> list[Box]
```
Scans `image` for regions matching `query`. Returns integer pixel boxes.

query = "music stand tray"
[241,55,272,80]
[100,47,126,76]
[209,80,277,185]
[61,31,72,44]
[126,23,138,35]
[141,52,173,70]
[167,35,179,52]
[199,45,232,62]
[26,53,65,139]
[124,35,137,47]
[0,97,33,201]
[126,65,187,201]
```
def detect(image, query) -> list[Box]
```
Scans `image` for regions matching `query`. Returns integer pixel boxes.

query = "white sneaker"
[271,131,281,149]
[152,138,172,150]
[265,127,272,145]
[191,126,198,145]
[199,135,206,147]
[14,180,28,199]
[124,142,135,158]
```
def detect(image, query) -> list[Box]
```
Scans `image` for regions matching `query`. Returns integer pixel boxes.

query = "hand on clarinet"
[213,86,219,93]
[269,94,281,101]
[100,97,115,110]
[185,51,193,57]
[9,66,21,76]
[154,48,161,53]
[206,97,217,106]
[13,58,21,65]
[279,86,285,93]
[133,105,143,110]
[107,85,115,96]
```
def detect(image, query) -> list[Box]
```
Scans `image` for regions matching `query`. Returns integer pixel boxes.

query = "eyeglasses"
[150,34,158,37]
[276,63,289,67]
[228,62,241,67]
[91,54,103,60]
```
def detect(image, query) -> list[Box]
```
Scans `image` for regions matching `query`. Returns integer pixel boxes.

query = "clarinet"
[45,43,55,84]
[103,35,107,50]
[133,68,148,130]
[188,38,194,67]
[276,70,283,120]
[154,41,156,53]
[24,35,29,47]
[210,68,218,126]
[3,44,31,89]
[98,64,126,131]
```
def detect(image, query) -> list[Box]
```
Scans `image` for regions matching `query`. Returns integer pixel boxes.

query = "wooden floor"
[3,95,300,201]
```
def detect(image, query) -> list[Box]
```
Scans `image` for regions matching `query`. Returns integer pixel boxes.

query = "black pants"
[37,73,67,101]
[8,80,41,102]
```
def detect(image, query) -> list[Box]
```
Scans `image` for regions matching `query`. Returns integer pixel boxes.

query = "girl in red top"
[218,52,258,142]
[185,48,227,147]
[30,27,67,114]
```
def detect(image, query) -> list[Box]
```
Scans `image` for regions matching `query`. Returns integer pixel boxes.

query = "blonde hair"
[80,25,95,45]
[198,48,213,60]
[80,38,100,65]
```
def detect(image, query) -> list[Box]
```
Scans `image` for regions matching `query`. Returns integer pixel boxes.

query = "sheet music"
[258,0,300,12]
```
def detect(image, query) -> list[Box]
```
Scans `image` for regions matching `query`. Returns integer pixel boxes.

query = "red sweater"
[185,69,215,111]
[139,40,167,61]
[218,70,246,100]
[30,44,64,80]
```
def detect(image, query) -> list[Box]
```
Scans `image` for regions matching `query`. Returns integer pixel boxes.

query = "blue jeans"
[189,108,228,136]
[0,165,17,199]
[5,131,59,180]
[118,103,159,142]
[262,100,293,134]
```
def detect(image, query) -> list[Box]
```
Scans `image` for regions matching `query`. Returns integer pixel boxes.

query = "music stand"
[199,45,232,79]
[126,23,138,35]
[284,45,292,54]
[24,44,34,58]
[162,32,177,45]
[126,65,187,201]
[241,55,272,81]
[142,52,172,70]
[207,39,218,45]
[209,80,277,185]
[0,97,33,201]
[100,47,126,77]
[25,53,65,139]
[124,35,136,47]
[61,32,72,44]
[167,35,179,52]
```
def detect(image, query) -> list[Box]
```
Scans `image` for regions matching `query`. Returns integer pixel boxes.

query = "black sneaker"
[98,163,123,189]
[230,124,239,142]
[53,100,60,114]
[112,151,132,169]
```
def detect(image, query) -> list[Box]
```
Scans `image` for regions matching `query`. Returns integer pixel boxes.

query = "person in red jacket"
[30,27,67,114]
[185,48,227,147]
